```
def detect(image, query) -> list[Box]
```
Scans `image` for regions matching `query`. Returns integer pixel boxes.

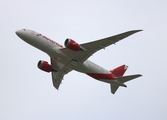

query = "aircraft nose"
[15,29,26,39]
[15,30,20,36]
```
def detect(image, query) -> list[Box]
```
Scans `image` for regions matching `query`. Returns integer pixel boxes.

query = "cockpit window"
[31,30,36,35]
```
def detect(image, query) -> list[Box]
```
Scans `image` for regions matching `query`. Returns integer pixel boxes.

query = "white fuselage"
[16,29,110,76]
[16,28,142,94]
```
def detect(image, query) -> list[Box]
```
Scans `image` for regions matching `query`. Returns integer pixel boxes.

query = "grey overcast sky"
[1,0,167,120]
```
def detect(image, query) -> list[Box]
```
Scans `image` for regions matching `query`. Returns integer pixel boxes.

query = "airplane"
[15,29,142,94]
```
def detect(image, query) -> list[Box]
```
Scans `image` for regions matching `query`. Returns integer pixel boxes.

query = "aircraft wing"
[60,30,142,62]
[51,58,72,89]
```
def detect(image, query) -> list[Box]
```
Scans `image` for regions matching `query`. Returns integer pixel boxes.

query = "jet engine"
[37,60,52,72]
[64,38,82,51]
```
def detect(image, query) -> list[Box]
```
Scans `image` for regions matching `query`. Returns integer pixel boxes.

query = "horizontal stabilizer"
[110,74,142,94]
[116,74,142,83]
[110,84,119,94]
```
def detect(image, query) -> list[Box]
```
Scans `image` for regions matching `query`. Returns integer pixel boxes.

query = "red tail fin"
[110,65,128,77]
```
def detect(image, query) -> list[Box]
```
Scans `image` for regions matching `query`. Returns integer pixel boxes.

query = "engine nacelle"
[37,60,52,72]
[64,38,81,51]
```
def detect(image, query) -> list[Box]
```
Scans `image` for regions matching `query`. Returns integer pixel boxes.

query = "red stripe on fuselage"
[87,73,116,80]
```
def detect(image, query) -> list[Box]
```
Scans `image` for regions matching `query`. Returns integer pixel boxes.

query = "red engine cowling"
[37,60,52,72]
[64,38,81,51]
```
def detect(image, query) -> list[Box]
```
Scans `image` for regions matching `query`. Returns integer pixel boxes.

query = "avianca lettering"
[36,34,63,48]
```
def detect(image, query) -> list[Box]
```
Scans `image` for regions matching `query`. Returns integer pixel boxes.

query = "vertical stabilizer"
[110,65,128,77]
